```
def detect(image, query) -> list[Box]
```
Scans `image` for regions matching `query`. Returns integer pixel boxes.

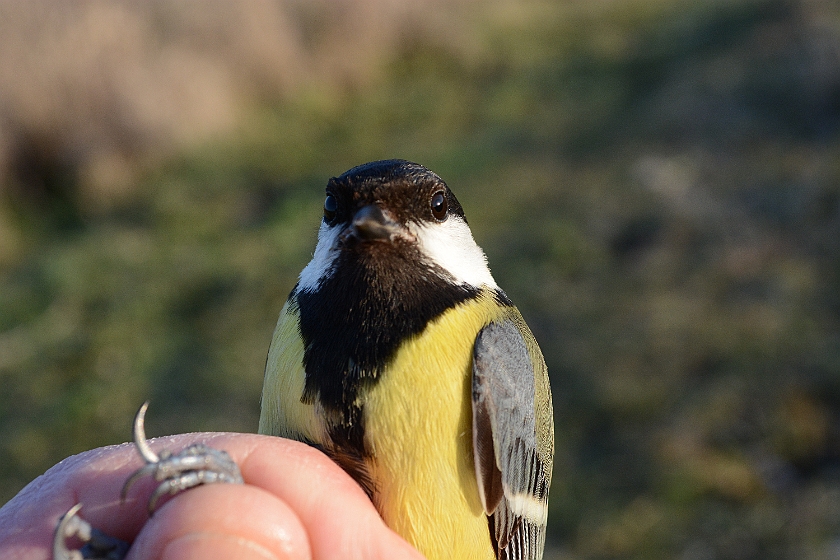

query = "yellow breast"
[363,292,506,560]
[260,291,509,559]
[259,299,327,444]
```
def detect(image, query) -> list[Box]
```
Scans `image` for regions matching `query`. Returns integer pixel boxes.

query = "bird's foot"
[53,402,243,559]
[53,504,130,560]
[121,402,244,514]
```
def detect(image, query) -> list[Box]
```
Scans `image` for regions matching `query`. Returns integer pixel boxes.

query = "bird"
[259,159,554,560]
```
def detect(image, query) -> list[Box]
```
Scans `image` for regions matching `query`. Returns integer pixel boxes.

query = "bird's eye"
[324,194,337,222]
[431,191,448,221]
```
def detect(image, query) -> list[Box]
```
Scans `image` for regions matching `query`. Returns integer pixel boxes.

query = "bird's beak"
[345,205,409,243]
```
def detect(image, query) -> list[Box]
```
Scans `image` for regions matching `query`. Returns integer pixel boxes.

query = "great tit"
[259,160,554,560]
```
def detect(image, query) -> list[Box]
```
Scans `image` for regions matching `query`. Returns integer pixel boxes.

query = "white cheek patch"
[298,222,342,292]
[298,216,499,292]
[409,217,499,290]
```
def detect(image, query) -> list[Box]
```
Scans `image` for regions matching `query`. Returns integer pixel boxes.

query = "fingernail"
[160,533,280,560]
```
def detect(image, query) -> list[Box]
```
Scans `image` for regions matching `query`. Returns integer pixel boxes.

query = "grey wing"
[472,318,554,560]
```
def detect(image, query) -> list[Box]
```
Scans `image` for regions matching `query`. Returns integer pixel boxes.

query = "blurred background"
[1,0,839,558]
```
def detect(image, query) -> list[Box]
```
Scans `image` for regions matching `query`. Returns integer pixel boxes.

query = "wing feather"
[472,319,553,560]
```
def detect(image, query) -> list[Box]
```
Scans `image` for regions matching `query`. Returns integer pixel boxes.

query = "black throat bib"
[295,238,479,455]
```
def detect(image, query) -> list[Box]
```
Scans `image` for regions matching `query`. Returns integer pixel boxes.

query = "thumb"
[126,483,310,560]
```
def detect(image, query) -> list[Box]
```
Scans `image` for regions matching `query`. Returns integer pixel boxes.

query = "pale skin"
[0,433,424,560]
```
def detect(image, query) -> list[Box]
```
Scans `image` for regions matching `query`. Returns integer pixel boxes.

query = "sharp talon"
[121,402,160,503]
[120,463,154,502]
[133,401,159,464]
[122,401,244,516]
[148,485,167,514]
[54,503,88,560]
[53,503,131,560]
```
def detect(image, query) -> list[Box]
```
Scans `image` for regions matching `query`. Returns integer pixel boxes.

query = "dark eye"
[430,191,448,221]
[324,194,337,222]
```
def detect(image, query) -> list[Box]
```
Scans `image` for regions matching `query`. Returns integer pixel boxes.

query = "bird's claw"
[121,401,244,514]
[53,504,130,560]
[53,402,243,559]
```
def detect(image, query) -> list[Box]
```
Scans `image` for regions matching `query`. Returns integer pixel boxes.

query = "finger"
[1,435,253,556]
[115,433,422,560]
[0,441,147,559]
[228,435,425,560]
[2,432,423,560]
[125,483,310,560]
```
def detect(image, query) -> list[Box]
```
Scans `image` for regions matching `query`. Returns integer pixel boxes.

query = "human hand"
[0,433,424,560]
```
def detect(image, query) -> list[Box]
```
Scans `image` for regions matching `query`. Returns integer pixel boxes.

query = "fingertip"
[127,483,310,560]
[160,533,279,560]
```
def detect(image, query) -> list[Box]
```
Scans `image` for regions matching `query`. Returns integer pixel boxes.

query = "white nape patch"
[409,217,498,290]
[505,489,549,526]
[297,222,342,292]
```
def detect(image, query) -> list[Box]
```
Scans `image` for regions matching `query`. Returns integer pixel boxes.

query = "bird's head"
[297,160,497,293]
